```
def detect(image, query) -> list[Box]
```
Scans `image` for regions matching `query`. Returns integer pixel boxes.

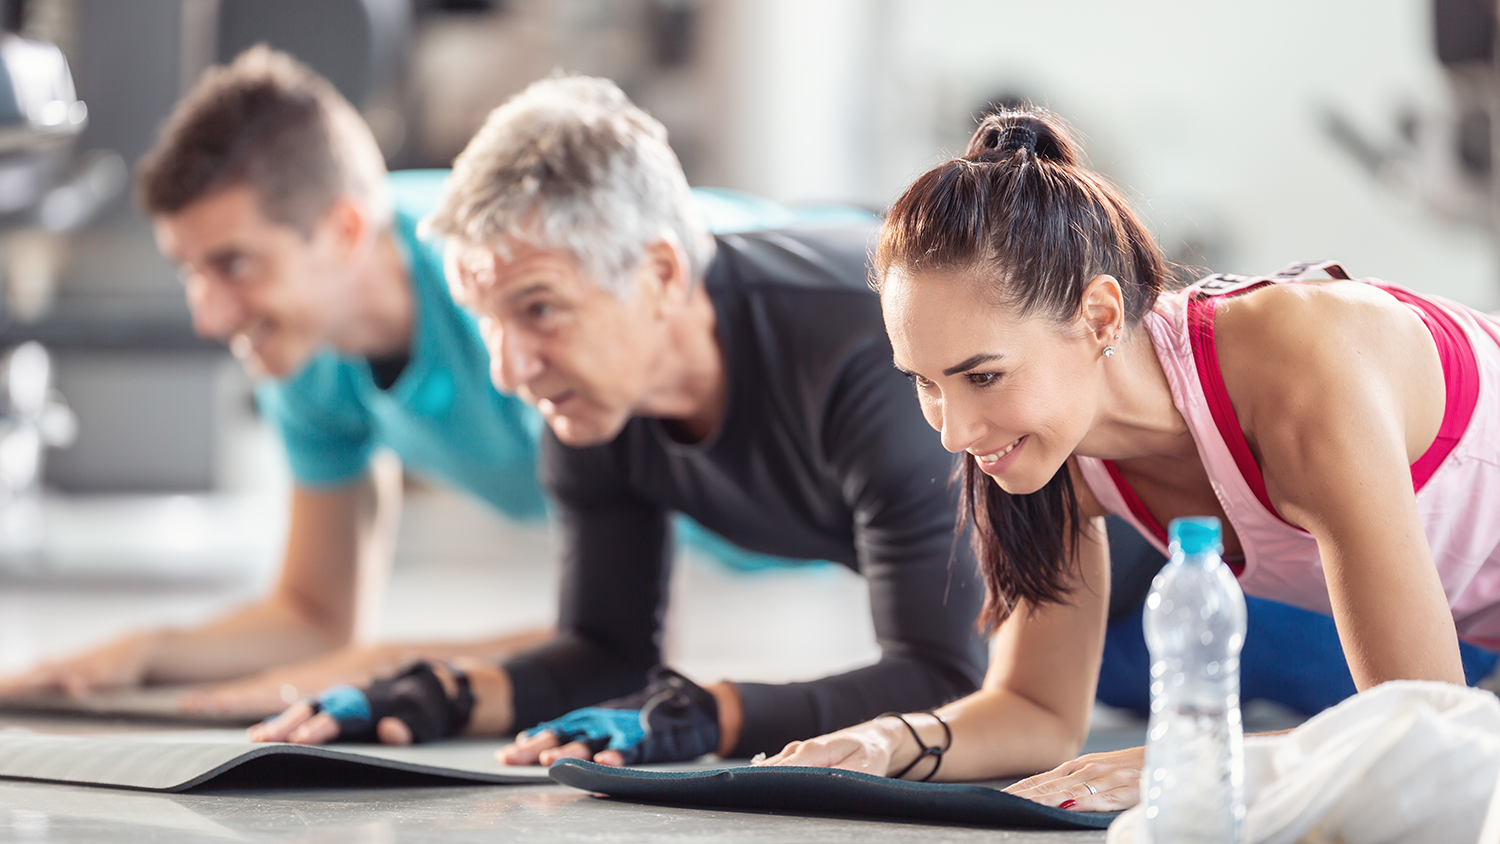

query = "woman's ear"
[1081,274,1125,344]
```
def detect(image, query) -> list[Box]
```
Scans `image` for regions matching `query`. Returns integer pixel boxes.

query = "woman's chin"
[984,464,1056,496]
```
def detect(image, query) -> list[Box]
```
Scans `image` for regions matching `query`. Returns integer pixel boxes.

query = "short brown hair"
[136,45,388,236]
[877,107,1170,629]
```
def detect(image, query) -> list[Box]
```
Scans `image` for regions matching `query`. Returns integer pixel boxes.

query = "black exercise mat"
[548,759,1119,830]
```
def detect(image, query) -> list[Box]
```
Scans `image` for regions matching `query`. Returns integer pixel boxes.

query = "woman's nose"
[938,396,987,455]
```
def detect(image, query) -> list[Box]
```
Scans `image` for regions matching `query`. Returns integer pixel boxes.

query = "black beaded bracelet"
[879,710,953,782]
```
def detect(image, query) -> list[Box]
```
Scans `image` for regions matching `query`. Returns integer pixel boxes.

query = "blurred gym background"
[0,0,1496,682]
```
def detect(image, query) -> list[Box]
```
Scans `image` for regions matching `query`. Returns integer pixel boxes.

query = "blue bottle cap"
[1168,516,1223,555]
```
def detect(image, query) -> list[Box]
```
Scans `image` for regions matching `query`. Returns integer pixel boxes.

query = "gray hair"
[422,75,713,293]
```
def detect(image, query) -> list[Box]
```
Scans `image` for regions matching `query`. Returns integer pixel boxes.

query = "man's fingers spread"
[514,730,559,750]
[538,741,595,767]
[495,730,565,765]
[175,691,211,713]
[251,702,318,742]
[376,717,413,746]
[592,749,625,767]
[182,685,279,717]
[288,713,341,745]
[497,734,556,766]
[0,673,51,697]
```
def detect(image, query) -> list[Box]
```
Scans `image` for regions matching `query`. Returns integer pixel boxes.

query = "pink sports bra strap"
[1186,262,1478,522]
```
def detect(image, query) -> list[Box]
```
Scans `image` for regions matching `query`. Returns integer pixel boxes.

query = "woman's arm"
[762,473,1112,781]
[1217,282,1464,687]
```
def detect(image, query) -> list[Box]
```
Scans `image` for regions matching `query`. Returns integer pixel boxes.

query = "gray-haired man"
[253,76,987,763]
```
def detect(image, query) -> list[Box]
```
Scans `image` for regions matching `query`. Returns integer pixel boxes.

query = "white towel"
[1107,680,1500,844]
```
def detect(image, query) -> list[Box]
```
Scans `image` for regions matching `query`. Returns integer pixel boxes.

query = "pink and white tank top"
[1076,261,1500,649]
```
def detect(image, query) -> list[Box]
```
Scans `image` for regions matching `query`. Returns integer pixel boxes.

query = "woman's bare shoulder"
[1212,280,1439,481]
[1213,281,1426,403]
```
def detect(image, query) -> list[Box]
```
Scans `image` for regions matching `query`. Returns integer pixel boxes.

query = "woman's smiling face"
[881,266,1108,495]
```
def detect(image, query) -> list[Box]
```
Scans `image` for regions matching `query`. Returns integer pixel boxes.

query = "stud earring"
[1102,325,1121,358]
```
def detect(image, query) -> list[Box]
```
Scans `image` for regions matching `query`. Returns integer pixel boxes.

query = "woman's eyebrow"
[943,353,1005,376]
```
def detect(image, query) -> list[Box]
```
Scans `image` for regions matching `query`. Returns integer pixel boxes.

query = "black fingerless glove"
[526,666,720,764]
[312,661,475,744]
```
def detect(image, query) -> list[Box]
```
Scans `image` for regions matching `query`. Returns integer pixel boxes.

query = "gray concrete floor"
[0,777,1111,843]
[0,485,1146,842]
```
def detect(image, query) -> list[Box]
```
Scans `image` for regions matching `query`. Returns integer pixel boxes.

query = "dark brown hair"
[136,45,388,236]
[875,106,1169,629]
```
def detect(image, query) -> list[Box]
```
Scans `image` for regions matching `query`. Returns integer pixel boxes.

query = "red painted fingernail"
[1059,799,1076,810]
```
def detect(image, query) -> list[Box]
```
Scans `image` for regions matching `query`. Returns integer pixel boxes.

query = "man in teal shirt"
[255,169,547,522]
[0,49,558,714]
[0,48,863,715]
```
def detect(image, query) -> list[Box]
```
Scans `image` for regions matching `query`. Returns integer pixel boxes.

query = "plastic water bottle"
[1140,517,1247,843]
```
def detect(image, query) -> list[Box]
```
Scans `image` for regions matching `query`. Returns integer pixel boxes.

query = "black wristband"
[880,710,952,782]
[442,661,475,736]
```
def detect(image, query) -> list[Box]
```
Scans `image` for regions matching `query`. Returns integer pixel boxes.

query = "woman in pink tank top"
[758,106,1500,811]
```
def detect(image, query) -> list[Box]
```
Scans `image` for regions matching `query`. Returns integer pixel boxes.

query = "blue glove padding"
[314,685,374,736]
[529,707,647,754]
[526,666,719,764]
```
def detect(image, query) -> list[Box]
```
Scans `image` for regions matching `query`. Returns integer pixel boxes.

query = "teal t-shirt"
[258,171,874,567]
[255,170,548,518]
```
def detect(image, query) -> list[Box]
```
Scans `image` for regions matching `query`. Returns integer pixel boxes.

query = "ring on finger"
[1082,781,1097,795]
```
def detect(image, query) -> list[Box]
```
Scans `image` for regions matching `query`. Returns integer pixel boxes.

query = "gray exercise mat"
[549,759,1119,830]
[0,729,554,791]
[0,688,259,726]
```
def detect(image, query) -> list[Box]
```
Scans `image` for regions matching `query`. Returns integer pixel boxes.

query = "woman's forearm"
[921,685,1087,782]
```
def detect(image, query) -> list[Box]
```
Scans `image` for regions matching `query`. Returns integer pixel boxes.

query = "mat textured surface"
[549,760,1119,830]
[0,689,259,726]
[0,729,554,791]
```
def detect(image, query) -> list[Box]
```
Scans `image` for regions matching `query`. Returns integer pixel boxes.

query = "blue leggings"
[1096,595,1499,716]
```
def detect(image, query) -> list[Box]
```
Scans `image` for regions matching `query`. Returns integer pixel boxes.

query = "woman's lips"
[974,435,1026,476]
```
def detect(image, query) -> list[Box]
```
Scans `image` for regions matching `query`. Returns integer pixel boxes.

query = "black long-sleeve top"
[502,225,988,756]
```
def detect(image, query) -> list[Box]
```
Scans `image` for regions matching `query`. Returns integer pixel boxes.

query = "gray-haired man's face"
[446,238,667,447]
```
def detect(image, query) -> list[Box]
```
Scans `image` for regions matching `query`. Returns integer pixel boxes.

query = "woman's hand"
[1002,746,1143,811]
[753,717,908,776]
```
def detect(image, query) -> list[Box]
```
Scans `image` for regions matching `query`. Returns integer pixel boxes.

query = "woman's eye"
[911,373,934,389]
[525,301,554,320]
[966,372,999,386]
